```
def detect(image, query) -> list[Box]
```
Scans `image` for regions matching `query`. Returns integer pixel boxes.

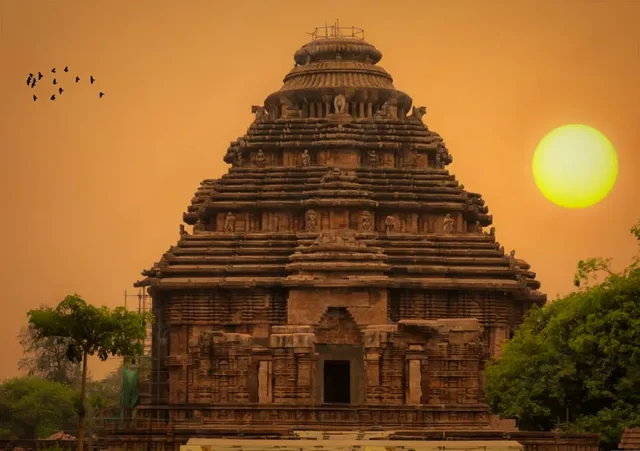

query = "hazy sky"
[1,0,638,380]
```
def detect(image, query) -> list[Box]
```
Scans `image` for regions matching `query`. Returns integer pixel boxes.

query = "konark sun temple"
[101,25,600,451]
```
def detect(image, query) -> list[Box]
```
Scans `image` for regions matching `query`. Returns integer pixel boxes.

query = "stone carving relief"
[385,215,396,232]
[301,149,311,167]
[360,211,374,232]
[179,224,188,237]
[409,150,420,168]
[443,214,454,234]
[255,149,266,167]
[488,227,496,237]
[367,150,379,168]
[374,101,392,119]
[410,106,426,122]
[507,249,517,269]
[434,146,453,169]
[193,219,206,234]
[333,94,347,114]
[224,212,236,233]
[234,150,243,167]
[305,210,318,232]
[312,229,363,247]
[251,105,269,124]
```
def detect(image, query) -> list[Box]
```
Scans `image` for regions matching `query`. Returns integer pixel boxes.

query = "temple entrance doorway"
[323,360,350,404]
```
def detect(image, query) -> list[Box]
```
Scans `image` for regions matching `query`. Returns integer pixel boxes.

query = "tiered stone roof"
[135,32,545,305]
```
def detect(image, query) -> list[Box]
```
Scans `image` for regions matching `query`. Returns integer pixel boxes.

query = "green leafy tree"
[0,376,78,440]
[486,220,640,449]
[18,315,81,385]
[27,295,152,451]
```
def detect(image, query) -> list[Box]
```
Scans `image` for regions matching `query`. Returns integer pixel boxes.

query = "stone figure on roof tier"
[473,221,483,233]
[333,94,347,114]
[224,212,236,233]
[255,149,266,167]
[360,211,373,232]
[443,214,455,234]
[385,215,396,232]
[305,209,318,232]
[179,224,188,237]
[367,150,379,167]
[411,105,426,122]
[301,149,310,167]
[193,219,206,234]
[251,105,269,124]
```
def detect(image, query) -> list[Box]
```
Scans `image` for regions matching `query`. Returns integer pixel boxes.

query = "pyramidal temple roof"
[135,26,546,305]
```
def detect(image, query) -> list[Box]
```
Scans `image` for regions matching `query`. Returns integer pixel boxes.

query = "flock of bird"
[26,66,104,101]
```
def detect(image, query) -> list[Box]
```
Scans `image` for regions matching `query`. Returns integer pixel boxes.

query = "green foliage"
[18,318,81,385]
[486,221,640,448]
[26,294,153,449]
[27,295,153,365]
[0,376,78,440]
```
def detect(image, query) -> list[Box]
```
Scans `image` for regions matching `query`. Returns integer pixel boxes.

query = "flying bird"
[51,68,56,73]
[31,78,36,88]
[26,75,32,85]
[33,94,37,102]
[90,76,95,84]
[64,66,69,72]
[52,78,57,85]
[50,94,56,101]
[75,76,80,83]
[58,87,64,95]
[99,92,104,98]
[38,72,43,80]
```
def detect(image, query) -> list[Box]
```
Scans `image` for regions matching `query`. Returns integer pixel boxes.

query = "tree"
[0,376,78,440]
[27,295,152,451]
[18,315,81,385]
[486,219,640,449]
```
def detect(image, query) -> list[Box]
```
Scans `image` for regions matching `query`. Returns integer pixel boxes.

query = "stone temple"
[105,26,599,451]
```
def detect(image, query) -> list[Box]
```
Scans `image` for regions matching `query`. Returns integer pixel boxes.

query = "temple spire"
[305,20,365,41]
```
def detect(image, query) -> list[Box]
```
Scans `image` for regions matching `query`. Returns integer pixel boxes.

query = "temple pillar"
[258,360,272,403]
[366,102,373,118]
[358,102,365,118]
[363,325,397,404]
[270,326,316,404]
[405,344,425,405]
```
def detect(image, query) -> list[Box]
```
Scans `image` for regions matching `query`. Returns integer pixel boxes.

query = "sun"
[532,124,618,209]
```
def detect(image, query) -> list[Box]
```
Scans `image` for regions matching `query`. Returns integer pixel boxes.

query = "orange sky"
[1,0,638,381]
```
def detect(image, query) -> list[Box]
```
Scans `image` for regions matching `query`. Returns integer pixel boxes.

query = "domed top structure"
[125,26,550,442]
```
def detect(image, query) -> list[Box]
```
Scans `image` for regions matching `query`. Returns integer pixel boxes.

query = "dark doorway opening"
[324,360,350,404]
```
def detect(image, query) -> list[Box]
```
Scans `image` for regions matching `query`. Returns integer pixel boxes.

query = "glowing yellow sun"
[532,124,618,209]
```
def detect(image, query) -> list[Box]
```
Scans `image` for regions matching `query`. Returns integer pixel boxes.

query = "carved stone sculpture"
[385,215,396,232]
[489,227,496,237]
[301,149,311,167]
[360,211,374,232]
[411,106,427,121]
[193,219,206,234]
[234,150,243,167]
[333,94,347,114]
[251,105,269,124]
[224,212,236,233]
[374,101,392,119]
[443,214,454,234]
[367,150,379,167]
[305,209,318,232]
[473,221,483,233]
[255,149,266,167]
[179,224,188,237]
[410,150,420,168]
